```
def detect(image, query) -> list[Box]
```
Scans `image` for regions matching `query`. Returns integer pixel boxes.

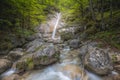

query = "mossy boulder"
[15,44,60,72]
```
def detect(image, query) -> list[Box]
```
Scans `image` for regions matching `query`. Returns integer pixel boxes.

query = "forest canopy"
[0,0,120,49]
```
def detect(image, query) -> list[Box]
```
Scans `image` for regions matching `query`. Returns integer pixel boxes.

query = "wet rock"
[69,39,81,49]
[0,59,12,74]
[15,44,60,72]
[2,74,20,80]
[84,46,113,75]
[7,48,24,61]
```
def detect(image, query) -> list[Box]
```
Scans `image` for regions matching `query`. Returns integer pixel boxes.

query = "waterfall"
[52,13,61,39]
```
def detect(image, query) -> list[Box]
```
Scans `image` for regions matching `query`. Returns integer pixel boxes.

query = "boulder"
[69,39,81,49]
[84,46,113,75]
[15,44,60,72]
[0,59,12,74]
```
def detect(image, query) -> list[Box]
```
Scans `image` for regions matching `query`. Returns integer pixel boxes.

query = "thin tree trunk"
[89,0,96,21]
[100,0,105,30]
[80,2,84,18]
[110,0,112,23]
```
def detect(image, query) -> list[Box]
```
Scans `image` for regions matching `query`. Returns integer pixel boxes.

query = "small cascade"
[52,13,61,39]
[0,68,16,79]
[25,45,102,80]
[26,67,71,80]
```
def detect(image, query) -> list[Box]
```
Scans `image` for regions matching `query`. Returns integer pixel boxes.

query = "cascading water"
[0,12,104,80]
[0,68,16,79]
[25,46,102,80]
[23,13,103,79]
[52,13,61,39]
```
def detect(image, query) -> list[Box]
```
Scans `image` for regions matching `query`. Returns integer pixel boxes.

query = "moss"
[41,56,48,62]
[111,54,117,62]
[26,57,34,70]
[16,61,27,71]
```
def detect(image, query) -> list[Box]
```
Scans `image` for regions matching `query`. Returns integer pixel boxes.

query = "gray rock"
[24,39,44,53]
[69,39,81,49]
[15,44,60,72]
[0,59,12,74]
[84,46,113,75]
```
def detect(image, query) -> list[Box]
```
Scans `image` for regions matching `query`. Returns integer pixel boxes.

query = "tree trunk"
[100,0,105,30]
[109,0,112,23]
[89,0,96,21]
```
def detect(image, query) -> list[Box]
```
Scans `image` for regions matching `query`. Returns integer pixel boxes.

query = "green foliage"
[91,31,120,49]
[27,57,34,70]
[111,54,117,62]
[58,0,120,49]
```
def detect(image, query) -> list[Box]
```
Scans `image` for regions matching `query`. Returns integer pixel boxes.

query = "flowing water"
[0,68,16,79]
[25,46,102,80]
[52,13,61,39]
[0,12,102,80]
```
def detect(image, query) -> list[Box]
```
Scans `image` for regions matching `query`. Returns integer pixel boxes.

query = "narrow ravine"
[0,12,119,80]
[23,12,102,80]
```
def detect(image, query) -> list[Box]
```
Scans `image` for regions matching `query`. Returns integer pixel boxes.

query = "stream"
[25,46,101,80]
[0,13,102,80]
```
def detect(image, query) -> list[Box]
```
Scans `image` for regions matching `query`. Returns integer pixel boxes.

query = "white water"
[25,46,102,80]
[26,66,71,80]
[0,68,16,78]
[87,71,101,80]
[52,13,61,39]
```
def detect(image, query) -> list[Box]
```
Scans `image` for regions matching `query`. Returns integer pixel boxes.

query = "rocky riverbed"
[0,13,120,80]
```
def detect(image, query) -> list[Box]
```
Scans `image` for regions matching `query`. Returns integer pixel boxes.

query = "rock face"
[84,46,113,75]
[24,39,44,53]
[15,44,60,72]
[69,39,81,49]
[0,59,12,74]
